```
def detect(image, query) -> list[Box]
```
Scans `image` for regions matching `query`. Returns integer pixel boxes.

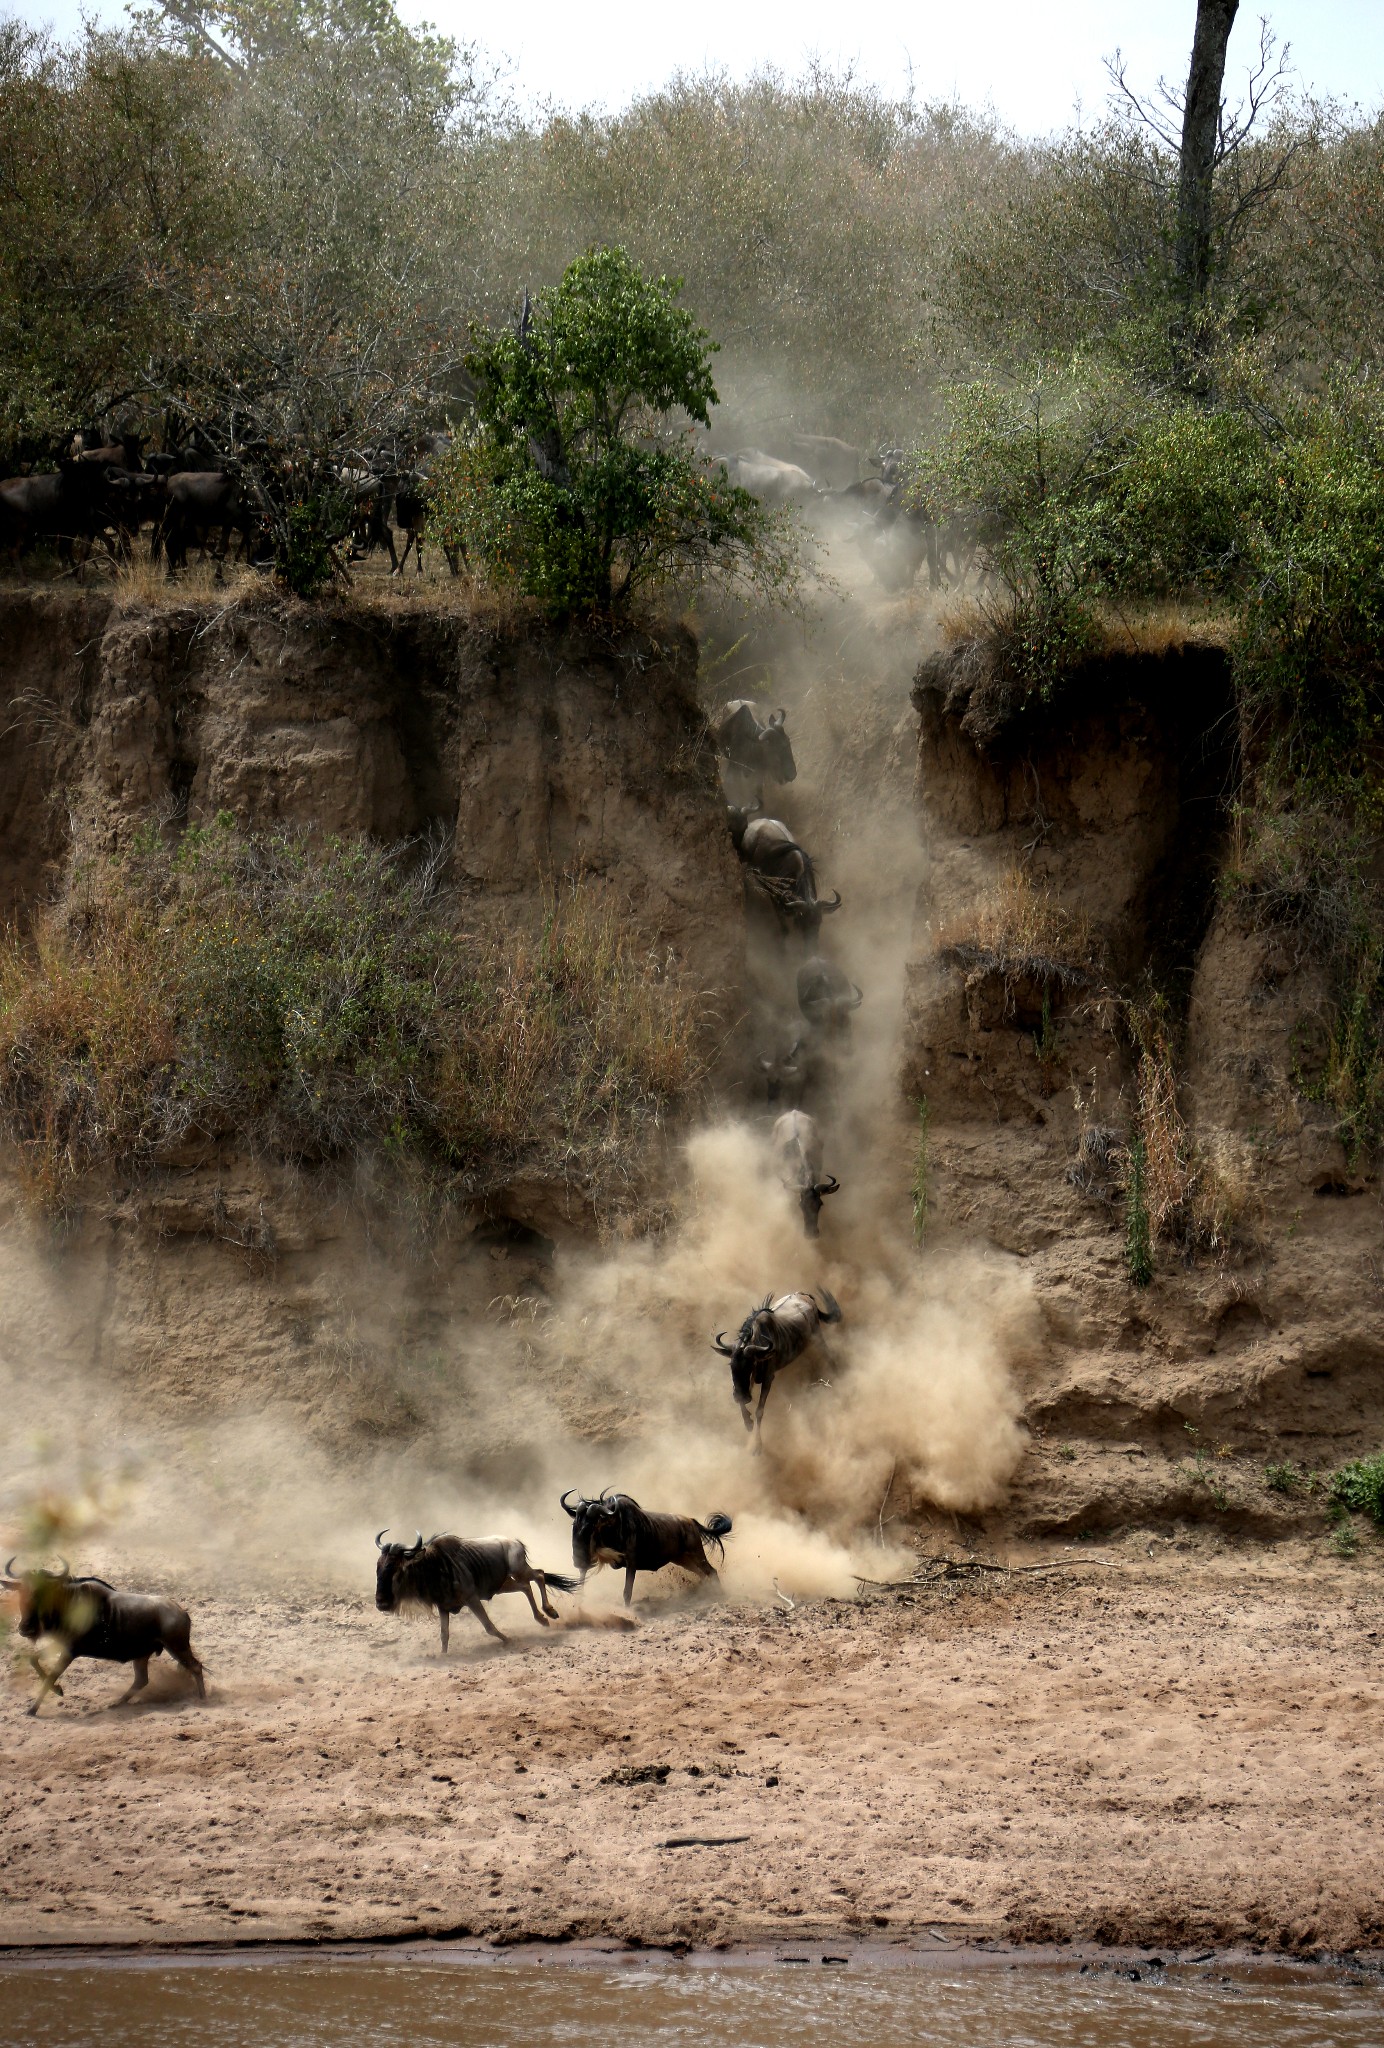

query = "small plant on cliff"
[1329,1452,1384,1527]
[1123,1133,1153,1287]
[429,247,801,616]
[911,1096,930,1244]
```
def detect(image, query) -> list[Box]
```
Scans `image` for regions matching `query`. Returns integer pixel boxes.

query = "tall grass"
[0,820,711,1217]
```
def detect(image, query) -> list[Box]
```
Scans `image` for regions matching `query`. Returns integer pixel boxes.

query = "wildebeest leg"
[623,1566,637,1607]
[679,1548,719,1596]
[535,1568,559,1620]
[116,1658,151,1705]
[501,1572,551,1626]
[752,1373,774,1454]
[466,1597,507,1643]
[171,1645,206,1698]
[28,1646,74,1716]
[439,1610,450,1654]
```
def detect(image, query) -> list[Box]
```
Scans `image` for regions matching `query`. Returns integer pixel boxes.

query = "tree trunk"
[1175,0,1240,305]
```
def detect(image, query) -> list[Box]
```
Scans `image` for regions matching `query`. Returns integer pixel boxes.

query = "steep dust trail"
[1,568,1036,1609]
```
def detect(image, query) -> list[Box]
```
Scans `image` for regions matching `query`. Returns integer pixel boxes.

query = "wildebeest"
[155,470,248,573]
[739,816,841,949]
[771,1109,839,1238]
[0,463,114,574]
[560,1490,732,1606]
[797,955,863,1039]
[710,700,797,801]
[788,433,861,490]
[759,1034,806,1107]
[373,1529,577,1648]
[716,449,819,504]
[712,1289,843,1448]
[0,1559,205,1716]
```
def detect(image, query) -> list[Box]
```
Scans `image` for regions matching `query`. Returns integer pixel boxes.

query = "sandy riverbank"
[3,1544,1382,1956]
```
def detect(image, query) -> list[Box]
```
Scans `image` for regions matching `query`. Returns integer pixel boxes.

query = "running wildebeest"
[797,955,863,1039]
[373,1529,578,1649]
[759,1035,806,1107]
[712,1288,843,1449]
[0,1559,205,1716]
[560,1490,732,1606]
[710,700,797,797]
[716,449,819,504]
[739,816,842,949]
[771,1109,840,1238]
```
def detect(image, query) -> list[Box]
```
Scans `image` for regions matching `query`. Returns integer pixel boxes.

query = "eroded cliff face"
[909,641,1383,1537]
[0,589,743,1451]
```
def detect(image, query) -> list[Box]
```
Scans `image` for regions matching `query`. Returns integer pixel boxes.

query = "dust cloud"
[0,530,1037,1622]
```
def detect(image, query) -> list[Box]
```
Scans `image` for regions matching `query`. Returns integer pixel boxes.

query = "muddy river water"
[1,1954,1380,2048]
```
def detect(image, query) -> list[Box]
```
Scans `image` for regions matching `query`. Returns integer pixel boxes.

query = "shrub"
[431,246,801,615]
[0,820,710,1217]
[911,1097,930,1244]
[1123,1134,1153,1287]
[1329,1453,1384,1526]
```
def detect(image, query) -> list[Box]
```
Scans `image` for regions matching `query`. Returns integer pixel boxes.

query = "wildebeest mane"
[391,1535,512,1612]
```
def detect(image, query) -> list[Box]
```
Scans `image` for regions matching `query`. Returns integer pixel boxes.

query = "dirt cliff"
[908,639,1384,1539]
[0,588,743,1451]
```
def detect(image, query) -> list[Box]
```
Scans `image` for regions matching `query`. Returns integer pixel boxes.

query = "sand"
[3,1543,1382,1957]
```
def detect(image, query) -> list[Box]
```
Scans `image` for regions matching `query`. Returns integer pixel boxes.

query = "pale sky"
[24,0,1384,129]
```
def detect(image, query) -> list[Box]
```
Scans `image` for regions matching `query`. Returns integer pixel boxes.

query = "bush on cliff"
[0,819,708,1218]
[427,247,801,616]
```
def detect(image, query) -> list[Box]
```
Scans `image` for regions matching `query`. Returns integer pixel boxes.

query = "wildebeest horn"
[821,891,842,912]
[817,1176,841,1196]
[768,709,786,727]
[4,1555,18,1577]
[846,983,863,1007]
[560,1489,580,1517]
[375,1528,390,1551]
[408,1531,423,1555]
[712,1332,735,1355]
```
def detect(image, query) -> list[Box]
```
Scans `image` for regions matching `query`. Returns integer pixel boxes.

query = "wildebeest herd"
[0,430,454,582]
[0,427,974,592]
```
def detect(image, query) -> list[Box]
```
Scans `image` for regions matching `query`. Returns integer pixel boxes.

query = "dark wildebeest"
[771,1109,839,1238]
[710,700,797,805]
[0,463,113,574]
[0,1559,205,1716]
[373,1529,578,1649]
[713,1289,843,1449]
[561,1490,732,1607]
[726,799,761,852]
[156,470,252,574]
[739,816,841,950]
[797,956,863,1040]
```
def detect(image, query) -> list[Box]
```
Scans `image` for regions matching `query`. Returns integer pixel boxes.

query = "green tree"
[432,246,799,614]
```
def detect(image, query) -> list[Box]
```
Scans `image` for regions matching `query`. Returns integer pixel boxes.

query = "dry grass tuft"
[0,824,712,1219]
[1126,996,1255,1260]
[940,865,1101,982]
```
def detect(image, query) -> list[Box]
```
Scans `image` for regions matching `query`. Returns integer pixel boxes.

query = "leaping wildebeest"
[797,955,863,1041]
[0,1558,205,1716]
[374,1529,578,1648]
[771,1109,840,1238]
[561,1490,732,1606]
[713,1288,843,1449]
[710,699,797,803]
[739,816,842,949]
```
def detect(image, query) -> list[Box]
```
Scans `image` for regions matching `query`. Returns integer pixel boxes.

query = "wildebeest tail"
[815,1287,842,1323]
[697,1512,733,1561]
[539,1570,580,1594]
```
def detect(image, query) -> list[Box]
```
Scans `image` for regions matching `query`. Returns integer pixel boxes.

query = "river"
[0,1953,1380,2048]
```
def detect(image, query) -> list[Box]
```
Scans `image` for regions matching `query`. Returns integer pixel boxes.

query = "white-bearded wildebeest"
[1,1559,205,1716]
[739,816,842,950]
[797,955,863,1040]
[712,1288,843,1449]
[560,1490,732,1606]
[710,700,797,804]
[771,1109,840,1238]
[373,1530,578,1649]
